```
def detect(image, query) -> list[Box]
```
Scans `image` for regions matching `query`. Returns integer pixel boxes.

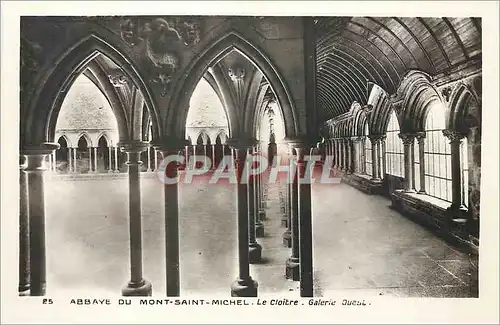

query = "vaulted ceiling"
[315,17,482,121]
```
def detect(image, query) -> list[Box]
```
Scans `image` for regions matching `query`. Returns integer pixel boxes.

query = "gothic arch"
[97,132,111,147]
[447,81,482,133]
[166,31,299,139]
[56,133,72,148]
[22,34,161,147]
[76,132,93,148]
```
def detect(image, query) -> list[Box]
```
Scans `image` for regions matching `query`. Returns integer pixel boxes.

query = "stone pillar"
[73,147,77,173]
[416,133,426,193]
[247,147,262,263]
[67,148,72,173]
[228,138,258,297]
[254,147,265,236]
[399,133,416,192]
[51,151,56,172]
[283,149,292,248]
[23,143,59,296]
[211,144,216,168]
[19,156,30,295]
[108,146,113,173]
[93,147,98,173]
[147,146,152,172]
[347,139,353,173]
[154,148,159,171]
[443,130,468,223]
[381,136,387,179]
[369,136,380,181]
[114,147,119,172]
[119,141,152,296]
[88,147,92,172]
[294,144,314,297]
[156,138,185,297]
[285,148,299,281]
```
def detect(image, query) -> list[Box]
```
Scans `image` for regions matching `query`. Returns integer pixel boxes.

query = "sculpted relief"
[119,17,201,96]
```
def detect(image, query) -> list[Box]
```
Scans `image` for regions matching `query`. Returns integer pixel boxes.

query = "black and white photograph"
[1,1,498,324]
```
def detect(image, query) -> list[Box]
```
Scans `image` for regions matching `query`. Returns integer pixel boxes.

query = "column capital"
[442,129,467,143]
[22,142,60,156]
[118,140,149,153]
[227,137,257,150]
[368,134,385,142]
[414,131,426,144]
[398,133,416,145]
[152,136,189,151]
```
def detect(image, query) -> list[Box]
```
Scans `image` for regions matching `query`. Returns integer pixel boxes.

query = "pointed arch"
[56,133,72,148]
[97,132,110,147]
[23,33,161,147]
[77,132,93,148]
[447,81,482,133]
[166,31,299,139]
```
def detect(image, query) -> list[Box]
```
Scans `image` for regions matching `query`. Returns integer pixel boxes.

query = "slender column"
[381,136,387,179]
[347,139,353,173]
[114,147,119,172]
[416,133,426,193]
[108,146,113,173]
[88,147,92,172]
[255,147,265,235]
[399,134,416,192]
[443,130,468,220]
[285,148,300,281]
[248,147,262,263]
[147,146,152,172]
[68,148,72,173]
[283,149,292,247]
[281,153,290,227]
[294,144,314,297]
[19,156,30,295]
[184,146,189,170]
[51,151,56,172]
[23,143,59,296]
[93,147,98,173]
[211,144,216,168]
[191,145,196,169]
[120,141,152,296]
[156,140,184,297]
[228,138,258,297]
[369,136,380,180]
[73,147,77,172]
[376,140,382,179]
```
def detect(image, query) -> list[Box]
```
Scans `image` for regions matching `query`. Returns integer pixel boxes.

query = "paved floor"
[44,174,478,297]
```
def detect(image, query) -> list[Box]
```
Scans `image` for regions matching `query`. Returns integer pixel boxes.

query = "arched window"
[424,102,452,202]
[385,111,404,177]
[364,123,372,176]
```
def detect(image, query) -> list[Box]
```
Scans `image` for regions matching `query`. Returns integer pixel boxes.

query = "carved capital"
[368,134,385,143]
[398,133,416,145]
[228,66,246,82]
[414,132,426,144]
[442,129,466,143]
[441,86,453,102]
[108,69,129,88]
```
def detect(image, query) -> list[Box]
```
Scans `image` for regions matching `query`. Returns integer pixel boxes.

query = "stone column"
[416,133,426,193]
[156,138,185,297]
[254,147,265,236]
[347,139,353,173]
[361,137,366,174]
[23,143,59,296]
[51,151,56,172]
[211,144,216,168]
[119,141,152,296]
[88,147,92,172]
[294,144,314,297]
[93,147,98,173]
[443,130,468,222]
[67,148,72,173]
[380,136,387,179]
[108,146,113,173]
[147,146,152,172]
[399,133,416,192]
[114,147,119,172]
[369,136,380,181]
[19,156,30,295]
[285,147,299,281]
[247,147,262,263]
[228,138,258,297]
[283,148,292,248]
[73,147,77,173]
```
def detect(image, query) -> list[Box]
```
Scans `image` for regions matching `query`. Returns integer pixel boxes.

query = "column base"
[285,257,300,281]
[108,170,113,173]
[18,284,30,296]
[230,278,258,297]
[259,210,266,220]
[282,230,291,248]
[121,279,152,296]
[249,242,262,264]
[255,221,265,238]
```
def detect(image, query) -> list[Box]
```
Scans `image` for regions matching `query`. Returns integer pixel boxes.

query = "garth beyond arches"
[22,34,161,147]
[166,31,299,140]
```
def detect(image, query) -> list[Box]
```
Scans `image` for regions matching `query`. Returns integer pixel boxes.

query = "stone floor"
[44,174,478,298]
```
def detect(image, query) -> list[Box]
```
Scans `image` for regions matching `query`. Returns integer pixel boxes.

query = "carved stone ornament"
[108,69,129,88]
[228,66,246,82]
[441,86,453,102]
[119,17,201,96]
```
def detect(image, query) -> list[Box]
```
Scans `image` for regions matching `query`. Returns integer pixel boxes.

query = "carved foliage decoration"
[119,17,201,96]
